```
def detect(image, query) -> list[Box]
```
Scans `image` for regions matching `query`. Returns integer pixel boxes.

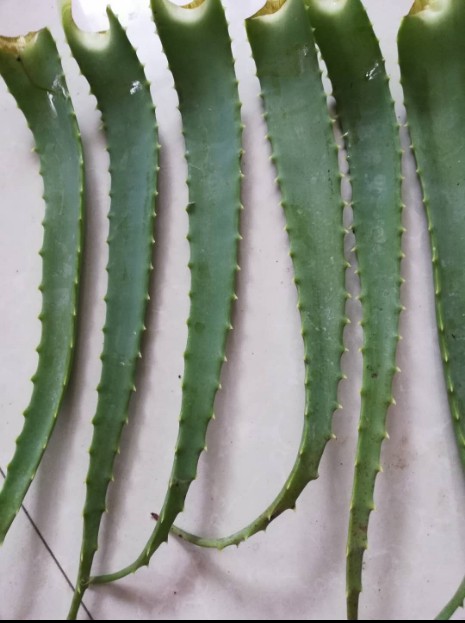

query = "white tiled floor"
[0,0,464,619]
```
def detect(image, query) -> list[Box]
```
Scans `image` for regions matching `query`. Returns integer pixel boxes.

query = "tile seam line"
[0,465,94,621]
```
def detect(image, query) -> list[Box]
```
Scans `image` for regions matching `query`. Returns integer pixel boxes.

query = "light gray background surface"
[0,0,463,619]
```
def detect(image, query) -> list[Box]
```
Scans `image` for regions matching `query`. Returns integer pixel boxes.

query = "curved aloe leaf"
[306,0,403,618]
[61,3,159,618]
[399,0,465,619]
[0,29,84,546]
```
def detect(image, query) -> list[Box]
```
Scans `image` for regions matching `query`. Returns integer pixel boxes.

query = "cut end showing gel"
[0,32,40,55]
[254,0,288,17]
[183,0,207,8]
[61,0,113,51]
[153,0,209,24]
[409,0,450,16]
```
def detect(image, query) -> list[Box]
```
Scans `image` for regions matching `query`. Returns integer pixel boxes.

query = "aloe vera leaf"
[89,0,242,585]
[161,0,347,551]
[436,575,465,620]
[61,3,159,619]
[0,29,84,544]
[398,0,465,619]
[305,1,403,618]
